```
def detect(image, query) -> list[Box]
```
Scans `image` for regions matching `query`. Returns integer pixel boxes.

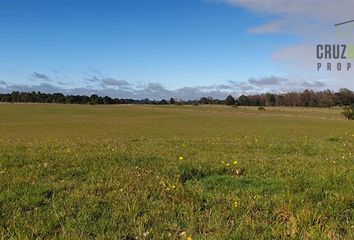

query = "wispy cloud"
[248,21,284,34]
[86,67,102,76]
[30,72,52,82]
[221,0,354,25]
[248,76,288,86]
[84,75,131,88]
[302,81,327,88]
[84,75,101,83]
[102,78,129,87]
[50,69,59,74]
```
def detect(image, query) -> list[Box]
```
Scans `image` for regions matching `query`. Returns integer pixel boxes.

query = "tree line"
[224,89,353,107]
[0,88,353,107]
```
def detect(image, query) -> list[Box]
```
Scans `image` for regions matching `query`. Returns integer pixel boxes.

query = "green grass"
[0,104,353,239]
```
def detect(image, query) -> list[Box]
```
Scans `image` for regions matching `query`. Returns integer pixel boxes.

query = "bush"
[342,105,354,120]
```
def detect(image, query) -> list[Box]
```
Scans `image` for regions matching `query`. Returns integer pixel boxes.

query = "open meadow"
[0,104,353,239]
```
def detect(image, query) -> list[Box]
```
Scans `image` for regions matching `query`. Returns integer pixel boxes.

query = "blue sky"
[0,0,353,99]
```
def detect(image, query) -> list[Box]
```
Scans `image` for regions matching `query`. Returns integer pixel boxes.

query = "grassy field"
[0,104,353,239]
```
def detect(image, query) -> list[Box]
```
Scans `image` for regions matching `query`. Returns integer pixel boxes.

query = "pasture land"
[0,104,353,239]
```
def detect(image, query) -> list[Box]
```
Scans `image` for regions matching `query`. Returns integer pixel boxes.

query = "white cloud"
[221,0,354,39]
[218,0,354,91]
[248,21,284,34]
[273,45,316,69]
[222,0,354,23]
[272,44,354,90]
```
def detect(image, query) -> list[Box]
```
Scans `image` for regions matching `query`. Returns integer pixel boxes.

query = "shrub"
[342,105,354,120]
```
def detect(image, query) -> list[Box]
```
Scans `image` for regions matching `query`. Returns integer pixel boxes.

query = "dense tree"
[266,93,276,106]
[238,95,251,106]
[337,88,353,106]
[225,95,236,105]
[199,97,213,104]
[0,89,353,108]
[318,90,335,107]
[160,99,168,104]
